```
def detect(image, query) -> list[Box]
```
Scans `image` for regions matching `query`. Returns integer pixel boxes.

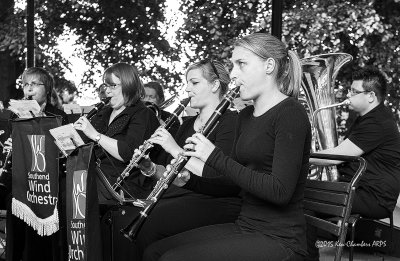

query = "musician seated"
[74,62,161,202]
[306,67,400,261]
[142,33,311,261]
[73,62,162,261]
[5,67,68,261]
[134,59,241,259]
[143,81,180,137]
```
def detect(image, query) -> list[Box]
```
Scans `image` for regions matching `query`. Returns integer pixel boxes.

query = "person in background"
[6,67,68,261]
[306,67,400,261]
[50,88,63,110]
[143,81,180,137]
[143,81,165,106]
[142,32,311,261]
[134,59,241,259]
[97,83,107,100]
[57,79,78,105]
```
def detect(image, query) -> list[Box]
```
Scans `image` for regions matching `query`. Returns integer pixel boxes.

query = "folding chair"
[305,153,366,261]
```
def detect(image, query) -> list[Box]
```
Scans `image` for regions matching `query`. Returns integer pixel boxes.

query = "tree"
[175,0,400,127]
[1,0,398,123]
[176,0,270,67]
[0,0,23,101]
[0,0,178,97]
[42,0,181,91]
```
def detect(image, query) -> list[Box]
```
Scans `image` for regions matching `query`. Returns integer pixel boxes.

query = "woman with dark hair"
[134,59,241,259]
[143,81,180,136]
[74,62,160,202]
[143,33,311,261]
[143,81,166,105]
[74,62,161,261]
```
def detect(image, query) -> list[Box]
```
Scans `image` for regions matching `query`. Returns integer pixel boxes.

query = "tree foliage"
[1,0,398,126]
[42,0,182,89]
[1,0,179,95]
[176,0,399,127]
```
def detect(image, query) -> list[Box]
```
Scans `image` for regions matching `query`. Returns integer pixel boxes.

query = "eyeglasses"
[103,83,120,90]
[23,82,45,88]
[200,59,220,79]
[349,88,370,96]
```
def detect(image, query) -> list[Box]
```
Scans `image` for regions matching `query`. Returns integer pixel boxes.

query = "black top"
[91,101,160,200]
[43,103,69,125]
[161,110,240,197]
[185,98,311,256]
[339,103,400,212]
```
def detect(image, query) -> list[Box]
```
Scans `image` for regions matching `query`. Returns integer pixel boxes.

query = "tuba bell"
[301,53,353,181]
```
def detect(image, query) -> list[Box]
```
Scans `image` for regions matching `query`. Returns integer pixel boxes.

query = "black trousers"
[143,223,304,261]
[135,186,241,259]
[305,187,391,261]
[99,204,141,261]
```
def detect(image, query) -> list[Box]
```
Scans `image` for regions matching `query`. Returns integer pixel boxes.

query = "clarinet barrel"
[120,86,240,241]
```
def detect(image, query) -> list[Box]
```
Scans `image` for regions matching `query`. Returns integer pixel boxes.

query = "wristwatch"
[94,133,102,143]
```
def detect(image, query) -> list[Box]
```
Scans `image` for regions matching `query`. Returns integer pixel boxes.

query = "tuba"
[301,53,352,181]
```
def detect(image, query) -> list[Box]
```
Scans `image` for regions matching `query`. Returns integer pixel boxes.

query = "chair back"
[305,153,366,261]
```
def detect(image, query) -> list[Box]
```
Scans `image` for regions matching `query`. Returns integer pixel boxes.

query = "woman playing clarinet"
[74,62,160,202]
[73,62,160,261]
[133,59,241,259]
[143,33,312,261]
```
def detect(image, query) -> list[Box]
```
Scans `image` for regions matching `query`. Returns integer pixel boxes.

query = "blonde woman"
[144,33,311,261]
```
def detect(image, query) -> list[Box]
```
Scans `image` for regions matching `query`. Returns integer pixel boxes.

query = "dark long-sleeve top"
[43,103,69,125]
[185,97,311,256]
[164,110,240,198]
[91,100,160,199]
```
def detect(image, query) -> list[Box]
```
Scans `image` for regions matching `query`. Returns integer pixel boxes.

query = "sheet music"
[49,124,85,154]
[63,103,82,114]
[8,99,41,118]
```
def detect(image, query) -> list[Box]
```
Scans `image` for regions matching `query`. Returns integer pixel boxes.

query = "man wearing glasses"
[306,67,400,261]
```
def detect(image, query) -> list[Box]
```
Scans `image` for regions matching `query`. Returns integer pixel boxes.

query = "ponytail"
[282,50,302,99]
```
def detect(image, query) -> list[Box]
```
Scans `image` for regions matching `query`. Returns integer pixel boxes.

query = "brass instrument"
[311,100,350,128]
[145,94,179,121]
[120,86,241,241]
[144,101,161,119]
[301,53,353,180]
[111,97,191,191]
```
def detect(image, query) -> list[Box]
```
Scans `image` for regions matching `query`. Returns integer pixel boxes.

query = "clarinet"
[121,86,240,241]
[86,97,111,120]
[111,97,191,191]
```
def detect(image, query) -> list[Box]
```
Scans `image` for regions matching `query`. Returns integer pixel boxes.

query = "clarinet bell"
[120,212,146,242]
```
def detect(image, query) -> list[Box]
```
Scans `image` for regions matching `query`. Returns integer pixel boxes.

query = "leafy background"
[1,0,399,132]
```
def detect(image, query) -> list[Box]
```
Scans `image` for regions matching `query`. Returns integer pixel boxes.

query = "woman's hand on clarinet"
[148,127,182,158]
[183,133,215,162]
[74,116,99,141]
[173,168,191,187]
[163,158,190,187]
[134,147,166,179]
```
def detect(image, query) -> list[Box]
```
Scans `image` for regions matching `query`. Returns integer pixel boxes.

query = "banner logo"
[28,135,46,172]
[72,170,87,219]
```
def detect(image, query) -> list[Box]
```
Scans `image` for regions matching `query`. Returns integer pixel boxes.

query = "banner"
[66,143,102,261]
[11,116,61,236]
